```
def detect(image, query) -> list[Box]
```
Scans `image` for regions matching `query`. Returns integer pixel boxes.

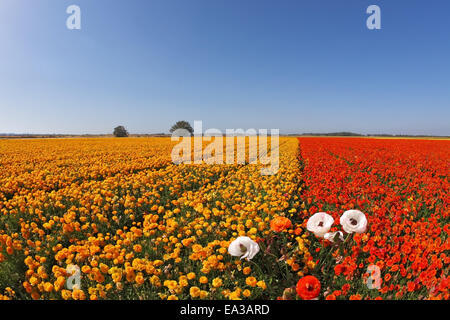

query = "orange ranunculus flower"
[245,277,257,287]
[296,275,321,300]
[270,216,292,232]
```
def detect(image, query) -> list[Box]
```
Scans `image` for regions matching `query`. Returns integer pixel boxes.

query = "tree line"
[113,121,194,137]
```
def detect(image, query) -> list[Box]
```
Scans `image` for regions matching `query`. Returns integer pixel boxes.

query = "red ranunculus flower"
[296,275,321,300]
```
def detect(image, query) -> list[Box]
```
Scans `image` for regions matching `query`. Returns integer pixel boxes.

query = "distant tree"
[113,126,129,137]
[169,121,194,135]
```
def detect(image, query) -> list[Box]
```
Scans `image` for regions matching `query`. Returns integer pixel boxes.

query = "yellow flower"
[229,290,241,300]
[256,280,267,290]
[61,290,72,300]
[135,275,145,285]
[187,272,196,280]
[245,277,257,287]
[189,286,201,298]
[29,276,39,286]
[72,289,86,300]
[43,282,54,292]
[164,280,178,291]
[179,278,188,287]
[81,265,91,274]
[158,293,167,300]
[212,277,223,288]
[99,263,109,274]
[153,260,163,267]
[307,260,316,269]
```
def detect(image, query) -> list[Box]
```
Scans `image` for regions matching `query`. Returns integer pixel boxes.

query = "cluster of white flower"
[227,210,368,261]
[307,210,368,242]
[228,236,260,261]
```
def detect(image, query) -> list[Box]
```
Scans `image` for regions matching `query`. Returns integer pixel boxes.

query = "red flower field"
[297,137,449,300]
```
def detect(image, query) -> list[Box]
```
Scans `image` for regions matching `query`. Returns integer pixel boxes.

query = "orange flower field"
[0,137,448,300]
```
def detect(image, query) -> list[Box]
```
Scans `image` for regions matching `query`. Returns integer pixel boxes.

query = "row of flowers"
[0,137,310,300]
[295,137,449,300]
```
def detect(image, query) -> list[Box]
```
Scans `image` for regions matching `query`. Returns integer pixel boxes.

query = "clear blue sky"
[0,0,449,135]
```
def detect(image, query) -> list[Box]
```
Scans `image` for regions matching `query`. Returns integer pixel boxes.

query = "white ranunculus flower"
[306,212,334,238]
[340,210,368,234]
[228,236,260,260]
[324,231,344,243]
